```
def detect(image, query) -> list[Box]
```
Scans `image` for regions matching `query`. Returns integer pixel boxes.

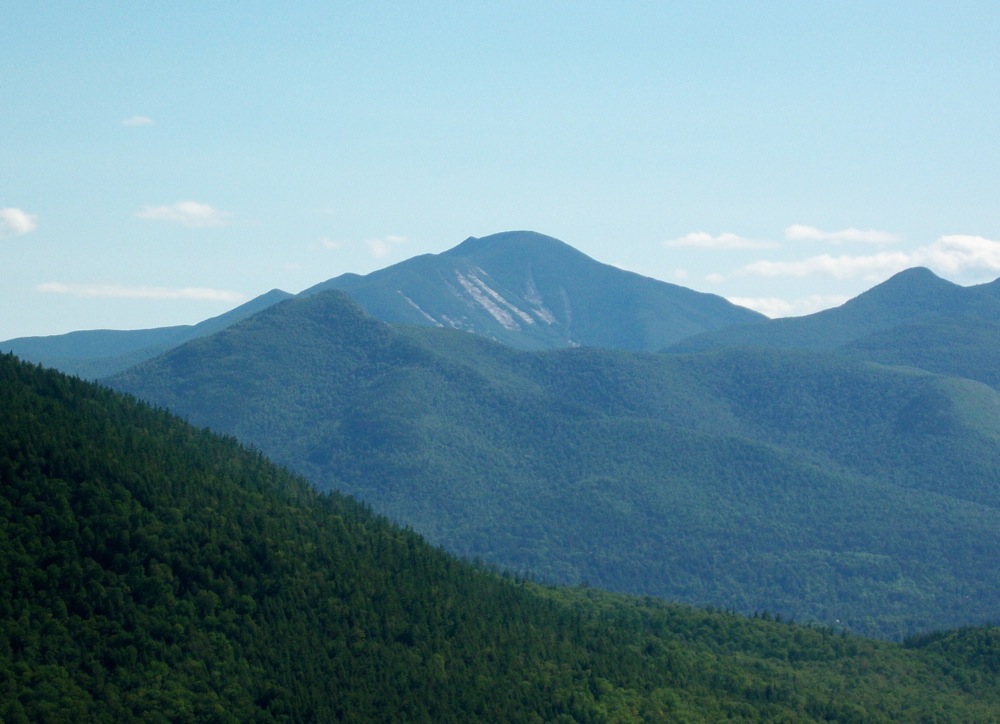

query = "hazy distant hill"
[669,267,1000,354]
[109,290,1000,639]
[3,231,762,376]
[304,230,765,350]
[0,288,292,379]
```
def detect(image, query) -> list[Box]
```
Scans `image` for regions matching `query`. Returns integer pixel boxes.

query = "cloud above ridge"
[366,234,407,257]
[136,201,233,228]
[0,207,38,238]
[37,282,245,302]
[741,234,1000,282]
[728,294,851,319]
[785,224,900,244]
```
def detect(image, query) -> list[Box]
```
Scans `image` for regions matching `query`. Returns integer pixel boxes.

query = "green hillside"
[4,352,1000,721]
[837,316,1000,390]
[109,291,1000,639]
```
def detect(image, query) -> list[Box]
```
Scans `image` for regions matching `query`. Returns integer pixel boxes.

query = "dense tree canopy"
[4,353,1000,720]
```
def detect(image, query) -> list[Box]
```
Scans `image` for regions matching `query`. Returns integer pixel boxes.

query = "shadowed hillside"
[8,353,1000,720]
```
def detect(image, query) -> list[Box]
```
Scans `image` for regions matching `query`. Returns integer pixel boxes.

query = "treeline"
[3,352,1000,720]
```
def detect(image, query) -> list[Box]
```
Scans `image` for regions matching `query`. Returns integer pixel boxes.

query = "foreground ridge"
[3,352,999,720]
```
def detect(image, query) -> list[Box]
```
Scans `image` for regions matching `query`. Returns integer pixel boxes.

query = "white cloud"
[366,234,407,258]
[136,201,233,228]
[728,294,851,319]
[784,224,900,245]
[739,235,1000,283]
[919,235,1000,277]
[122,115,154,127]
[0,207,38,238]
[664,231,778,249]
[37,282,245,302]
[742,252,913,280]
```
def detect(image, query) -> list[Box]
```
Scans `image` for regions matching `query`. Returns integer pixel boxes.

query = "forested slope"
[109,291,1000,639]
[8,353,1000,720]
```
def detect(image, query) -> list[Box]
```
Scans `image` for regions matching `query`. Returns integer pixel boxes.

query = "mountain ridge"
[302,230,766,350]
[669,266,1000,354]
[1,288,292,379]
[108,289,1000,639]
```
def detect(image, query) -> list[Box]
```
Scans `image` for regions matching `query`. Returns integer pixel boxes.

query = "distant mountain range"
[2,231,762,376]
[108,283,1000,639]
[0,288,292,379]
[9,230,1000,639]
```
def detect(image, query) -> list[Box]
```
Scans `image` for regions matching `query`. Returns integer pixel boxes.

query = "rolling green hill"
[108,291,1000,639]
[5,352,1000,721]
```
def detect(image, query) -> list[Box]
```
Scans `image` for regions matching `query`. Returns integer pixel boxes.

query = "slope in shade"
[108,290,1000,639]
[9,353,1000,720]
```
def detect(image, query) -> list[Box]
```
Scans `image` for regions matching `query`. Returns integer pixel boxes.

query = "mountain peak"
[306,231,762,351]
[445,230,587,260]
[845,266,965,317]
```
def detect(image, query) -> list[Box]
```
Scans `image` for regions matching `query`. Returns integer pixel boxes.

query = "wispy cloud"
[728,294,851,319]
[785,224,900,245]
[739,235,1000,282]
[742,252,912,280]
[136,201,233,228]
[366,234,407,258]
[664,231,778,250]
[0,207,38,238]
[315,237,343,250]
[921,235,1000,276]
[122,115,154,127]
[37,283,245,302]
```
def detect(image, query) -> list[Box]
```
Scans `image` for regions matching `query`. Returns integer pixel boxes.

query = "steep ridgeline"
[302,230,765,350]
[109,291,1000,639]
[9,354,1000,720]
[669,268,1000,389]
[0,289,292,379]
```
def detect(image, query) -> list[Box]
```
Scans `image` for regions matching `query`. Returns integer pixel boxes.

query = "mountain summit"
[303,230,764,350]
[670,266,1000,354]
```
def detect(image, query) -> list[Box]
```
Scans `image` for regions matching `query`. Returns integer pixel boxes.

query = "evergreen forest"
[4,353,1000,720]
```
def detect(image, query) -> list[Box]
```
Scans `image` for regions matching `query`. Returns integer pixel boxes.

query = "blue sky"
[3,2,999,339]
